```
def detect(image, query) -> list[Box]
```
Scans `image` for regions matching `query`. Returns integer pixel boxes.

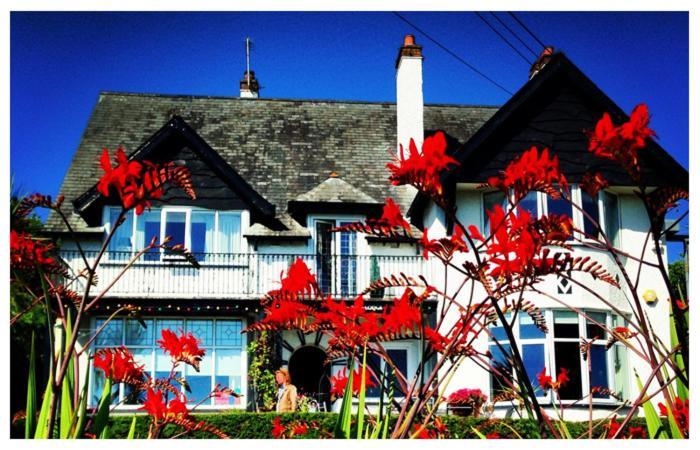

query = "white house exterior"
[46,36,687,419]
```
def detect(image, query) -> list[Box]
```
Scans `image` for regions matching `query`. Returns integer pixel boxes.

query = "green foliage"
[15,413,648,439]
[247,331,277,412]
[668,260,687,299]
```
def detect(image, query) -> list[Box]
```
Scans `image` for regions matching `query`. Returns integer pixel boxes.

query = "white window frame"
[88,316,248,411]
[354,340,419,403]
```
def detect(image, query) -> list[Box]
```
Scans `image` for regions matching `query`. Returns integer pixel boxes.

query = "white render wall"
[423,185,673,419]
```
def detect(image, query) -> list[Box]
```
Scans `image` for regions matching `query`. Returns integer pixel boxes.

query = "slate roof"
[45,93,497,234]
[294,176,379,204]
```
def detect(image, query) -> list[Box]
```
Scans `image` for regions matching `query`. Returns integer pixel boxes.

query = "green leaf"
[68,363,91,438]
[635,372,668,439]
[334,357,355,439]
[91,376,113,438]
[34,368,54,439]
[127,416,138,439]
[669,303,688,401]
[25,333,37,438]
[664,399,685,439]
[356,345,367,439]
[60,313,75,438]
[472,427,487,439]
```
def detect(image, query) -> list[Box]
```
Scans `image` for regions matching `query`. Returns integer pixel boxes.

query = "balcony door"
[314,219,357,297]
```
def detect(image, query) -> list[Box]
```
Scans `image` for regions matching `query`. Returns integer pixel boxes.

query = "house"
[46,35,687,419]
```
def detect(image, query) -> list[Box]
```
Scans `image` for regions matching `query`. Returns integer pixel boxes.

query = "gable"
[450,53,688,189]
[73,116,282,230]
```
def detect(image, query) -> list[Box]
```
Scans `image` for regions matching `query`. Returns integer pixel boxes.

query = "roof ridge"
[98,90,500,109]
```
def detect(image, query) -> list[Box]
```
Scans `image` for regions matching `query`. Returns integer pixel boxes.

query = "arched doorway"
[288,346,331,410]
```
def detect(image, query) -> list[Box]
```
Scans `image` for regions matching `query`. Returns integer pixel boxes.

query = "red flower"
[388,131,458,205]
[379,197,411,233]
[269,258,319,299]
[606,417,622,439]
[420,225,468,261]
[329,366,378,398]
[424,326,449,353]
[447,388,486,407]
[587,104,655,180]
[537,367,569,391]
[271,417,286,438]
[580,171,609,199]
[380,288,422,335]
[485,432,501,439]
[97,146,196,215]
[94,346,146,384]
[291,422,309,437]
[157,329,206,371]
[658,397,689,436]
[10,230,64,274]
[627,426,647,439]
[139,387,190,422]
[486,146,568,203]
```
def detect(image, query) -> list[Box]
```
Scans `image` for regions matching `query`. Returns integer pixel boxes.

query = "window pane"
[216,320,242,347]
[93,367,120,406]
[218,214,241,254]
[187,319,214,346]
[156,351,182,392]
[124,348,152,404]
[586,311,607,340]
[364,353,382,397]
[603,192,620,248]
[590,345,609,398]
[191,211,215,261]
[215,349,243,406]
[522,344,546,397]
[554,342,582,400]
[519,312,545,339]
[387,349,408,393]
[164,211,186,251]
[339,226,357,296]
[108,208,133,258]
[489,343,512,398]
[547,194,572,220]
[125,318,154,346]
[186,352,213,405]
[489,312,511,341]
[136,209,161,260]
[553,311,579,338]
[155,319,184,342]
[581,191,600,238]
[95,318,122,346]
[519,191,538,218]
[483,191,508,233]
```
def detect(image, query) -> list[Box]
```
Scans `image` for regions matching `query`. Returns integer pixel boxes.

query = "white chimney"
[396,34,424,158]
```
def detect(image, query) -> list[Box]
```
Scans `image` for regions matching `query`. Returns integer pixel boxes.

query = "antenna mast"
[245,37,252,85]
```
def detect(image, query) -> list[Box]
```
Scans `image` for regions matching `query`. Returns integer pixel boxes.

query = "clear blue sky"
[10,11,689,258]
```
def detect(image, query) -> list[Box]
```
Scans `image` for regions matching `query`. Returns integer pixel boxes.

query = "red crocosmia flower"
[157,329,206,371]
[420,225,469,262]
[424,326,449,353]
[580,171,610,199]
[139,388,191,422]
[412,424,435,439]
[10,230,64,274]
[329,367,378,398]
[271,417,286,439]
[485,432,501,439]
[606,417,622,439]
[250,297,315,332]
[387,131,458,205]
[97,146,196,215]
[627,426,647,439]
[380,289,422,335]
[486,146,568,203]
[587,104,656,179]
[291,422,309,437]
[676,299,688,311]
[94,346,146,384]
[379,197,412,233]
[270,257,319,299]
[658,398,689,436]
[538,367,569,391]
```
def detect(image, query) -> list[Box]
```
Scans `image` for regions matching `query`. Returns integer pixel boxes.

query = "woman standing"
[275,368,298,412]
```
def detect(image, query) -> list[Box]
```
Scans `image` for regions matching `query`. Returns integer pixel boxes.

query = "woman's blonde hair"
[275,368,291,383]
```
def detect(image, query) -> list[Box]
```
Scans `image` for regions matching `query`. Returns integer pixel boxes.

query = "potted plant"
[446,388,486,417]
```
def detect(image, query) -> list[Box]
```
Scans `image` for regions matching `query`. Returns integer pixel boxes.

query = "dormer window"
[105,206,243,262]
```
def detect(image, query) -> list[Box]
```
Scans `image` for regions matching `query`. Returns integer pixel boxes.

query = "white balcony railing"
[60,251,442,300]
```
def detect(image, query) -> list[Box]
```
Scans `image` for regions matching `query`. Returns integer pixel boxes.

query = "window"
[489,312,546,398]
[91,317,246,408]
[312,218,361,296]
[490,309,628,403]
[581,191,600,238]
[603,192,621,248]
[365,348,409,398]
[106,207,243,262]
[482,191,508,232]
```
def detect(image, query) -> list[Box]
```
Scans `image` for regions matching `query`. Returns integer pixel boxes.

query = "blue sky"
[10,11,689,258]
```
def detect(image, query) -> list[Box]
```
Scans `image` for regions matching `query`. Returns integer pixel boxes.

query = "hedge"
[99,412,652,439]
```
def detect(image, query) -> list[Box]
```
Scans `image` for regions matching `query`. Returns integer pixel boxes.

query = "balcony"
[60,251,442,300]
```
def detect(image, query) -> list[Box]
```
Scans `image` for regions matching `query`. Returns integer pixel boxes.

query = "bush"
[99,412,652,439]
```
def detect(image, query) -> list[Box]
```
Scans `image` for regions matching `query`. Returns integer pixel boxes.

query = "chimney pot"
[240,70,260,98]
[403,34,416,46]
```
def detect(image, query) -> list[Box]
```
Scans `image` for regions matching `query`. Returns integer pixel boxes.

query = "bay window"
[91,317,246,408]
[105,207,243,261]
[489,309,629,403]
